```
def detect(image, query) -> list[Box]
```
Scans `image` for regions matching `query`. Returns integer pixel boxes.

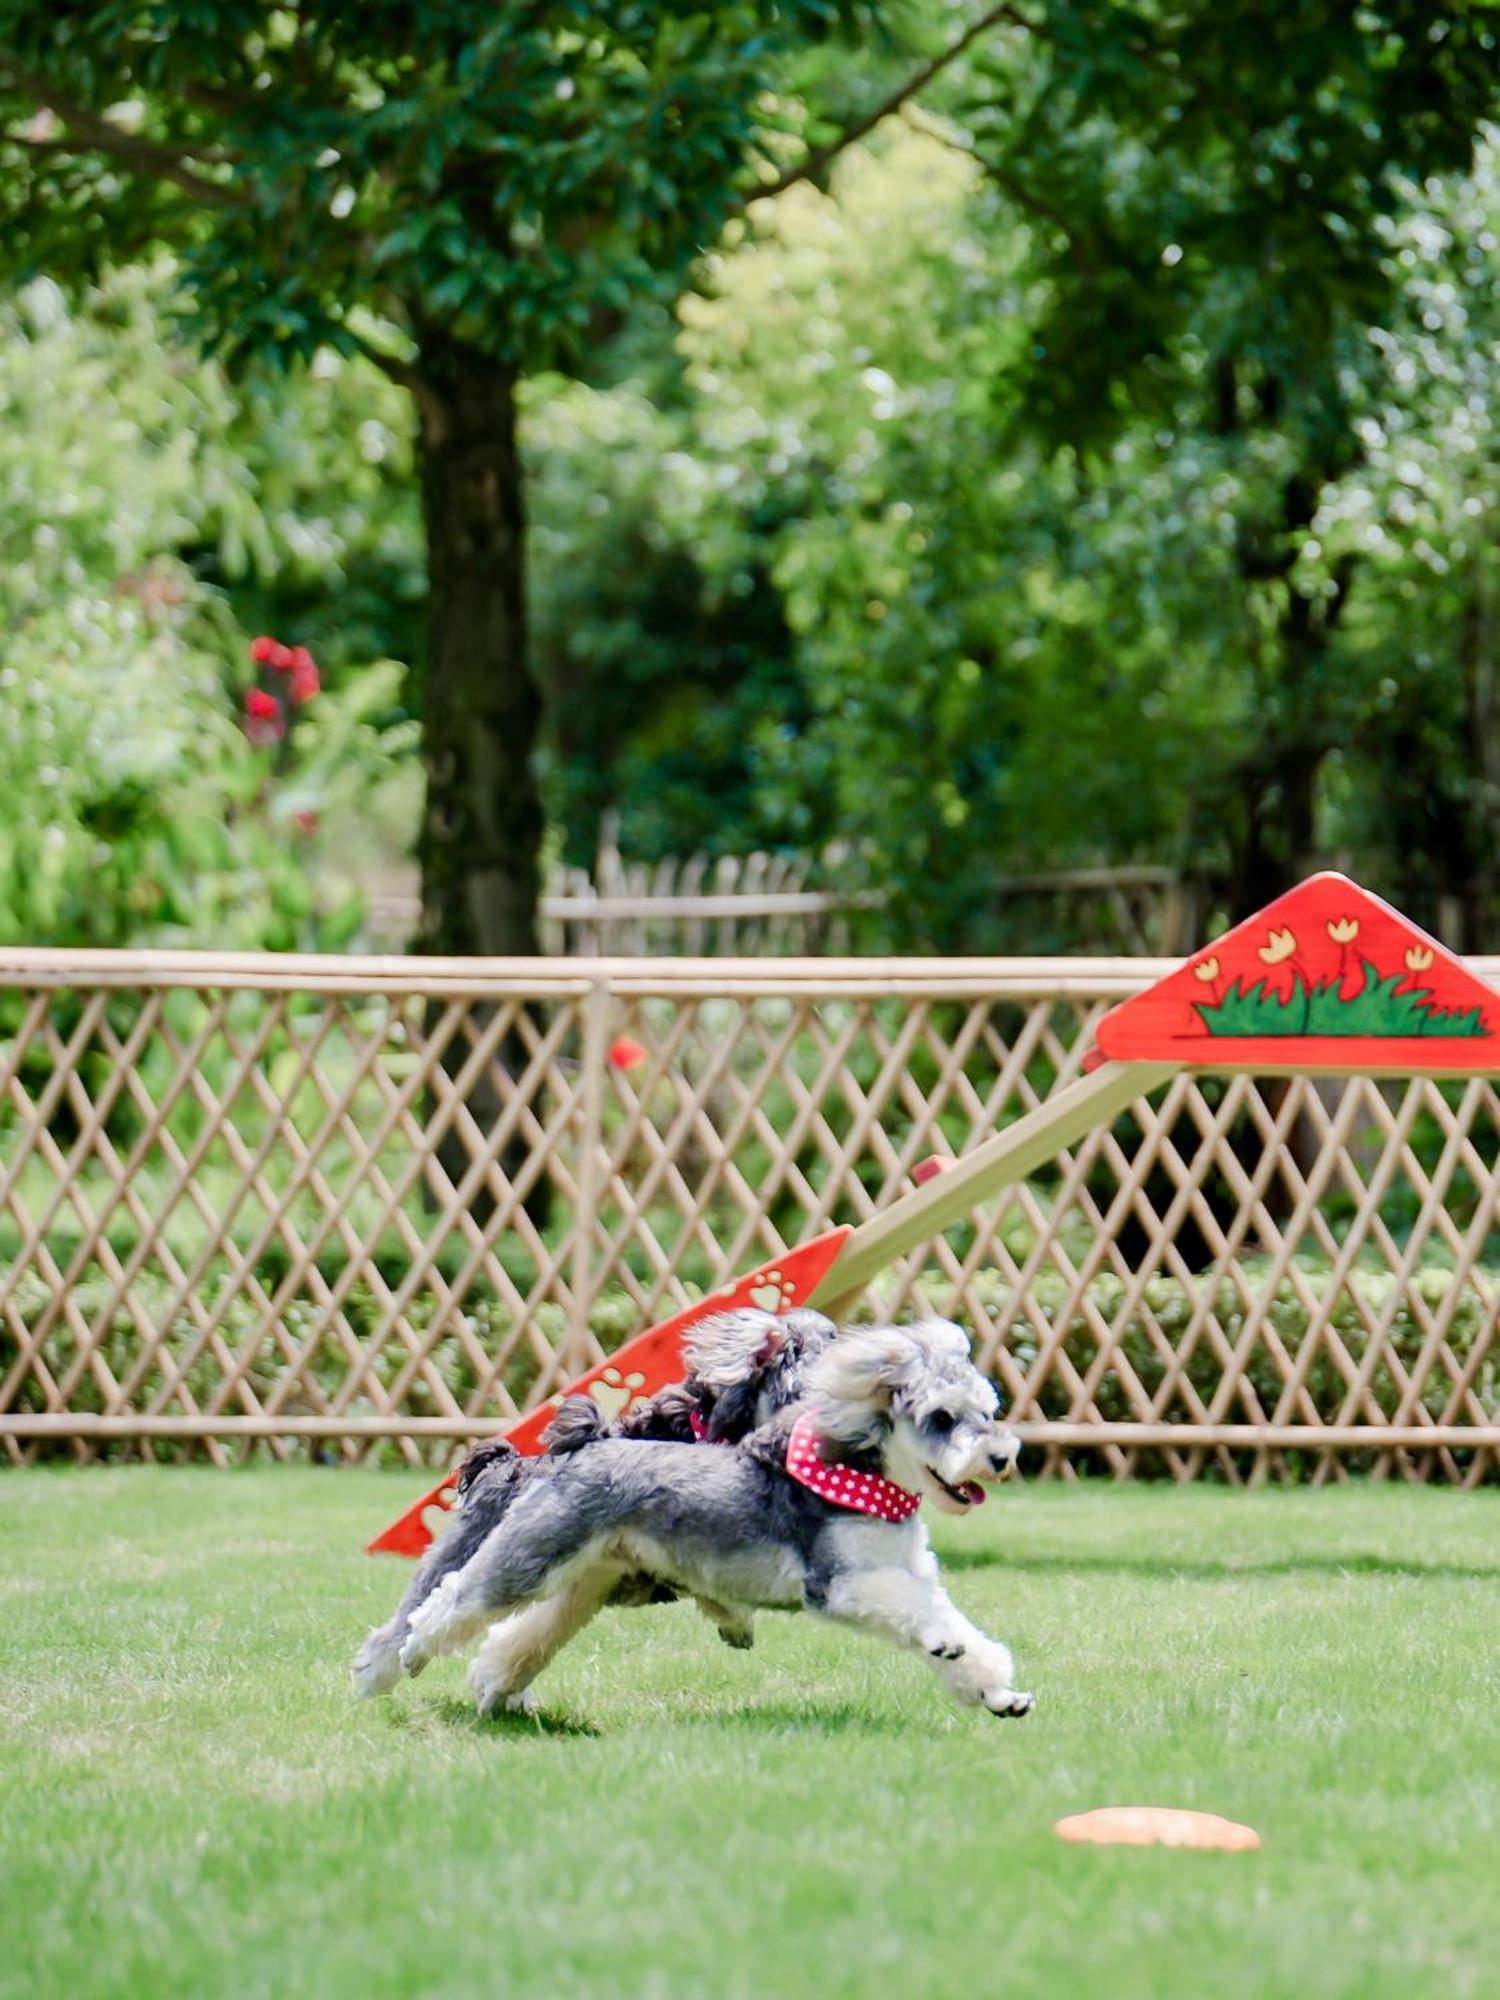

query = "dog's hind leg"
[695,1597,755,1650]
[353,1526,493,1697]
[398,1490,618,1677]
[353,1453,535,1698]
[816,1563,1033,1719]
[467,1567,621,1717]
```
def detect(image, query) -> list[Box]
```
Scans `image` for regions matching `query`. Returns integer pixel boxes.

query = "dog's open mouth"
[933,1472,986,1508]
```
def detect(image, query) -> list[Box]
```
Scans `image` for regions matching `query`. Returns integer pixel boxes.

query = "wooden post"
[808,1059,1179,1317]
[568,974,611,1375]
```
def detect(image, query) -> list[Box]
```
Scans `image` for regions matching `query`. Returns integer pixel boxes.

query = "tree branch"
[745,0,1035,207]
[983,157,1083,254]
[336,321,449,431]
[0,55,248,207]
[338,321,422,392]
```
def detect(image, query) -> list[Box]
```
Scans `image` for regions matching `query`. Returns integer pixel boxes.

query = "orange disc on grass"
[1054,1807,1260,1852]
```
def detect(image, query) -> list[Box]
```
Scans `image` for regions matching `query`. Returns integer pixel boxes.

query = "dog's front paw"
[397,1634,432,1678]
[981,1688,1035,1719]
[717,1621,754,1650]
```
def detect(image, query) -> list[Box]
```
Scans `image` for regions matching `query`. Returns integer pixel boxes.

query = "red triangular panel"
[366,1226,851,1556]
[1092,873,1500,1075]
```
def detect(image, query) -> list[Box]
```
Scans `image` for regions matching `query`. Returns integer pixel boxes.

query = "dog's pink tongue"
[964,1481,987,1506]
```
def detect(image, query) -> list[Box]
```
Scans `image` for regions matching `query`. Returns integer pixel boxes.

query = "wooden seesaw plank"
[807,1059,1178,1319]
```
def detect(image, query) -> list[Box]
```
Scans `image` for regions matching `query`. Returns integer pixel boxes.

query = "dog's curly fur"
[355,1317,1029,1723]
[353,1307,837,1695]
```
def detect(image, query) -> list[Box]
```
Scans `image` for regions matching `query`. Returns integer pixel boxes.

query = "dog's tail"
[352,1442,532,1697]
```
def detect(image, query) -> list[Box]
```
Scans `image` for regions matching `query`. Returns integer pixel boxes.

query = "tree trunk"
[415,333,542,958]
[412,333,546,1230]
[1461,561,1500,951]
[1224,495,1353,1226]
[1227,736,1322,922]
[1225,540,1353,924]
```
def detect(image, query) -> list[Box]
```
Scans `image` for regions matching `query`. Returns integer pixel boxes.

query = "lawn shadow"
[705,1698,902,1738]
[941,1549,1500,1583]
[389,1689,892,1740]
[392,1694,602,1739]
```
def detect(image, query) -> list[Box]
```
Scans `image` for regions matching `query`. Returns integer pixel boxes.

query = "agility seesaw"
[370,870,1500,1556]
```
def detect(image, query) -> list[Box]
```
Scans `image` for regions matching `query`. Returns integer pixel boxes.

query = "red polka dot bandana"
[784,1415,921,1522]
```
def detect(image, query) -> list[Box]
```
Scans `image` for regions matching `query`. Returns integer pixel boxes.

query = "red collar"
[784,1415,921,1522]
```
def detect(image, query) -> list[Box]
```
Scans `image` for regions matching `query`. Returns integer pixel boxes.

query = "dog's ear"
[806,1326,923,1444]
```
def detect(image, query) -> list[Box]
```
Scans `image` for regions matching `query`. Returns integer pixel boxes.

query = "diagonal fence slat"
[0,949,1495,1477]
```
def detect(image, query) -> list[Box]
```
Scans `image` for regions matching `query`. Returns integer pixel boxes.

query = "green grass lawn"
[2,1472,1498,2000]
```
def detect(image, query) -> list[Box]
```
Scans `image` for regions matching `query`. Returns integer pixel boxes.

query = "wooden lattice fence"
[1,948,1497,1481]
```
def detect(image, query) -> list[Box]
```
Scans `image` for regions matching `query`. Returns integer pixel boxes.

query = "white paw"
[980,1642,1016,1687]
[943,1638,1015,1699]
[981,1688,1035,1719]
[351,1631,404,1699]
[469,1655,538,1718]
[400,1575,472,1673]
[398,1633,432,1678]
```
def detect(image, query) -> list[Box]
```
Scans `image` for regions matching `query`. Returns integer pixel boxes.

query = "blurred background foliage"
[3,2,1500,953]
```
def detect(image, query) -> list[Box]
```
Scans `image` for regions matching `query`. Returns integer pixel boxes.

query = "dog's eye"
[928,1409,955,1435]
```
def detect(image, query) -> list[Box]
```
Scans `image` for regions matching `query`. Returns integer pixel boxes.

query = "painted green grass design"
[1197,958,1488,1038]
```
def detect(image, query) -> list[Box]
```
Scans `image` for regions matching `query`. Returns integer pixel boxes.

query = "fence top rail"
[0,945,1496,1000]
[0,946,1172,995]
[540,890,876,919]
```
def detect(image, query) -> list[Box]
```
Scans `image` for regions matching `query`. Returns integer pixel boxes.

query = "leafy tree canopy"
[0,1,876,370]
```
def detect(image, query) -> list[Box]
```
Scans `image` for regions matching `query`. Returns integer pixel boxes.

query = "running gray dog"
[358,1317,1029,1722]
[353,1305,839,1696]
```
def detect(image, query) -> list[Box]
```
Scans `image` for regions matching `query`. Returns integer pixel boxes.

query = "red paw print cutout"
[587,1367,646,1421]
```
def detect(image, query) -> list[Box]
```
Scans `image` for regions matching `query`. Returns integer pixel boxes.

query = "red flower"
[249,635,277,664]
[293,809,320,837]
[244,686,285,746]
[608,1035,649,1073]
[270,643,294,672]
[288,647,321,705]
